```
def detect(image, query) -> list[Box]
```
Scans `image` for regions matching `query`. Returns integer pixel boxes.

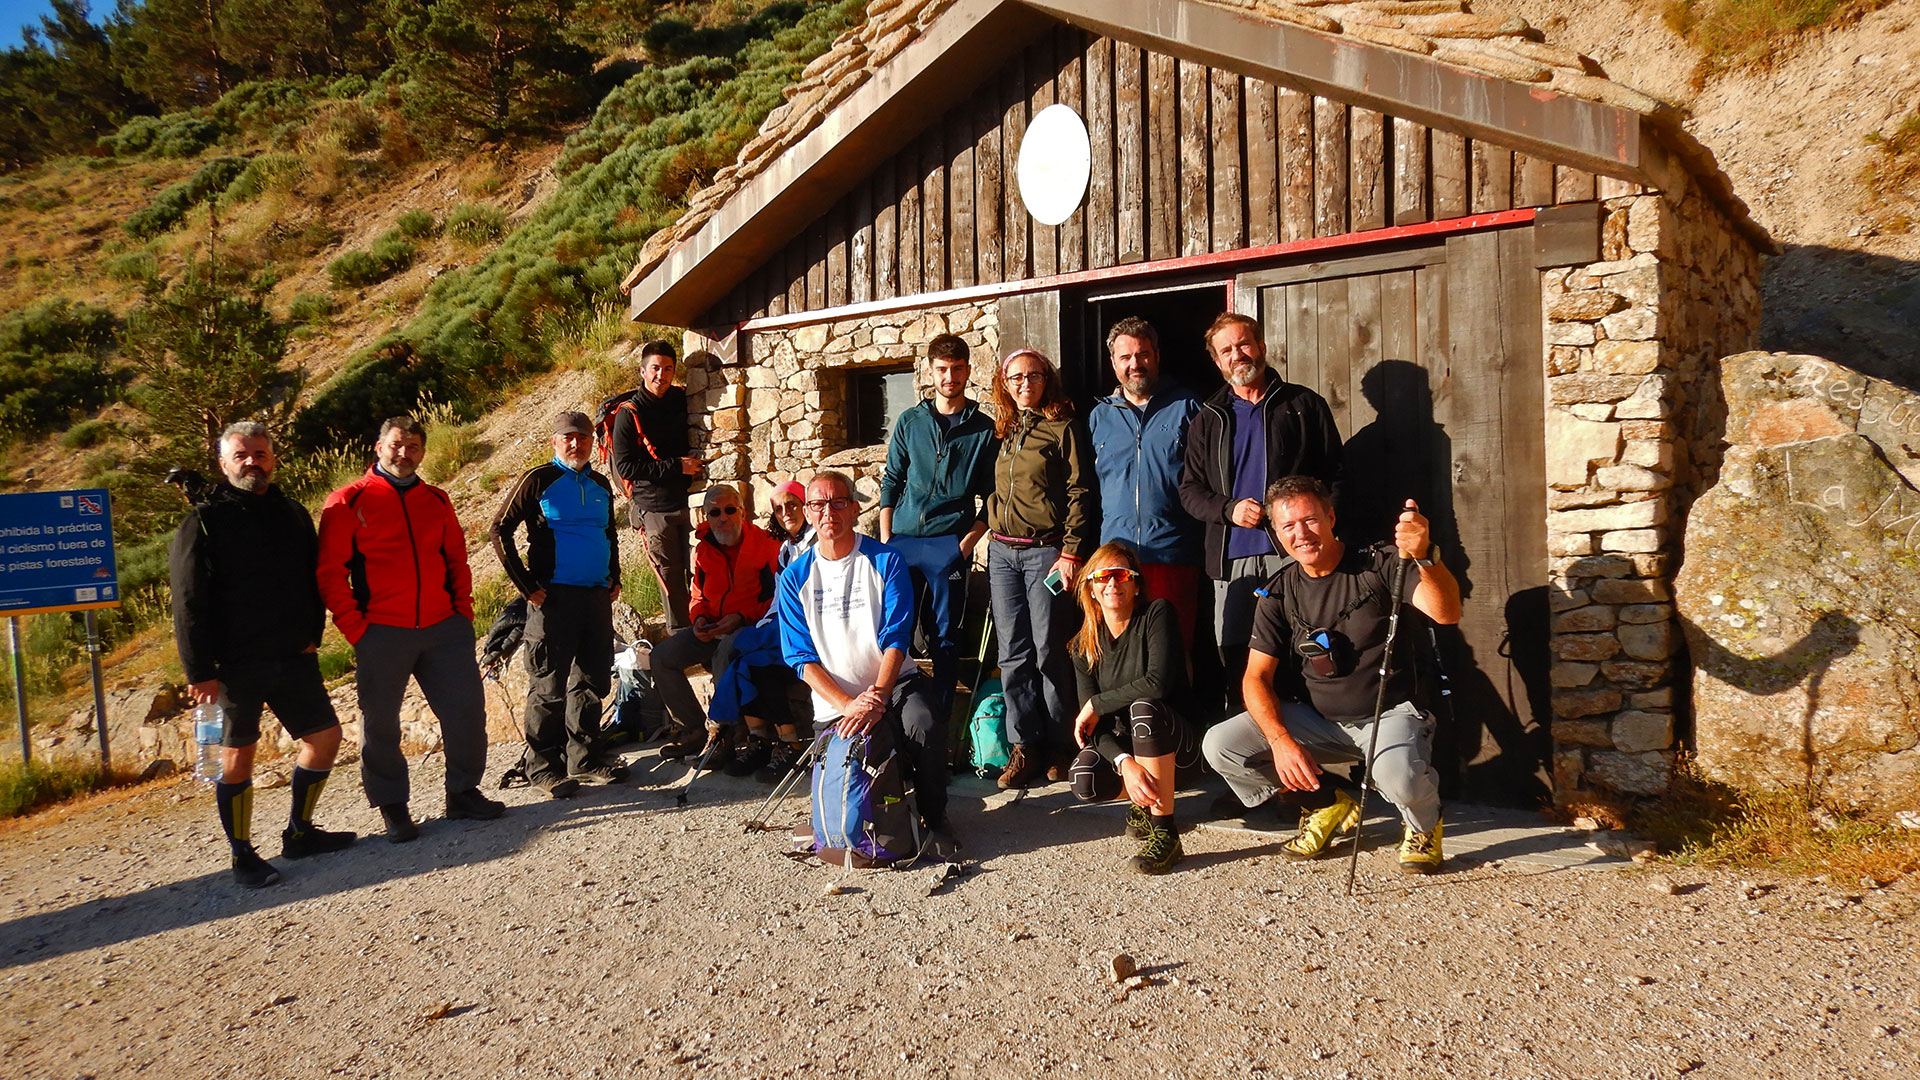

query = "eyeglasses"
[1086,567,1139,585]
[705,505,741,518]
[805,497,854,513]
[1004,372,1047,384]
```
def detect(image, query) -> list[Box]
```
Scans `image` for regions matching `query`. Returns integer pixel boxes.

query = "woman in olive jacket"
[986,347,1096,789]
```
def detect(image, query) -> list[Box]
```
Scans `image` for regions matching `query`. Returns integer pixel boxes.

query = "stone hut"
[620,0,1771,803]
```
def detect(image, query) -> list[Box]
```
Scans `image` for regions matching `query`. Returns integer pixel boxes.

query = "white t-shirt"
[777,534,914,723]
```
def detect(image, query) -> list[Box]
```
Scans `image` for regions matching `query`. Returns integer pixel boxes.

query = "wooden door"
[1235,227,1551,804]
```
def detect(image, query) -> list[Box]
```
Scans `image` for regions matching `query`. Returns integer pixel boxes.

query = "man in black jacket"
[1179,313,1344,709]
[170,422,355,889]
[608,339,704,634]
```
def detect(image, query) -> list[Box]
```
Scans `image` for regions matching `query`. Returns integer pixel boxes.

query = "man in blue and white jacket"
[489,411,623,797]
[779,471,948,832]
[1088,316,1204,648]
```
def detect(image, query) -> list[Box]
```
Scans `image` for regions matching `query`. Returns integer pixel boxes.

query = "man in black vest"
[609,339,705,634]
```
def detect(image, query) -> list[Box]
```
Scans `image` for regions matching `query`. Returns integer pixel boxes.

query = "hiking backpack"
[967,677,1010,772]
[592,389,671,497]
[808,723,920,869]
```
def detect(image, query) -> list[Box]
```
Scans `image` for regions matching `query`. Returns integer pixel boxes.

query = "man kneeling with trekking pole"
[1200,475,1460,874]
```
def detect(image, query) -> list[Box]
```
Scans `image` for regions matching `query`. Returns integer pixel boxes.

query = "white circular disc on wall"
[1016,103,1091,227]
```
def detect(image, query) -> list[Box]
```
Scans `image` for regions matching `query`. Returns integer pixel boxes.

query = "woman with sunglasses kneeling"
[1068,542,1186,874]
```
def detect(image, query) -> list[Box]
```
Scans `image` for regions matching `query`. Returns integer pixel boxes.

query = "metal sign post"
[0,489,121,764]
[8,616,26,764]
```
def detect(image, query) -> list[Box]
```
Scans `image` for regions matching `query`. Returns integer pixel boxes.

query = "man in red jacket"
[651,483,782,763]
[317,416,506,841]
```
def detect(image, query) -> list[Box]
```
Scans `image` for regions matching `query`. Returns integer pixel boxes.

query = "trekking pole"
[742,730,832,831]
[674,733,722,807]
[1345,553,1414,897]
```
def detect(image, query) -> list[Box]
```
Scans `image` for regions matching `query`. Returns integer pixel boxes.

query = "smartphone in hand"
[1043,568,1066,595]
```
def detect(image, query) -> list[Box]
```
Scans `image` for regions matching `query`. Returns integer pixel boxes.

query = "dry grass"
[0,766,173,834]
[1662,0,1897,74]
[1631,760,1920,883]
[1861,111,1920,231]
[0,757,147,819]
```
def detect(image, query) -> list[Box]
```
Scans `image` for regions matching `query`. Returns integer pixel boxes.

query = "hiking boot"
[280,824,355,859]
[446,788,507,820]
[1279,789,1360,861]
[602,727,639,751]
[569,760,628,786]
[1399,819,1444,875]
[1125,803,1153,840]
[997,746,1042,789]
[725,737,773,777]
[1044,750,1073,784]
[231,847,282,889]
[695,737,735,774]
[755,739,805,784]
[379,804,420,844]
[535,774,581,800]
[1128,821,1185,875]
[658,727,705,760]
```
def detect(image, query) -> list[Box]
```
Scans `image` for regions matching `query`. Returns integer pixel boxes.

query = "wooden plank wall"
[717,24,1632,323]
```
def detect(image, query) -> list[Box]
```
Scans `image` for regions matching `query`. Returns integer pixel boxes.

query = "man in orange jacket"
[651,482,782,764]
[317,416,506,842]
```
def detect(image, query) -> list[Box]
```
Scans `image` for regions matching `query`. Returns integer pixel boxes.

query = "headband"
[1000,348,1045,373]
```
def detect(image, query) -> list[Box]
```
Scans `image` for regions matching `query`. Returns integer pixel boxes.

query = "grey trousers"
[353,616,490,808]
[637,509,692,634]
[1201,699,1442,831]
[651,625,740,733]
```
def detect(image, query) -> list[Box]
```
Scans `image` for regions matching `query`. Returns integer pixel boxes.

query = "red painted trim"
[734,209,1538,332]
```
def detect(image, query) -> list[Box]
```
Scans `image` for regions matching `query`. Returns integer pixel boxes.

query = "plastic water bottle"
[193,703,224,782]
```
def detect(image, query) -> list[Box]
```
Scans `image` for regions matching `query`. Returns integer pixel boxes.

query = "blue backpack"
[810,724,919,868]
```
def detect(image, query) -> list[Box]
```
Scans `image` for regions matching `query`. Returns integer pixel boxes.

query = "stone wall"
[1674,353,1920,812]
[686,301,1000,530]
[1542,179,1763,798]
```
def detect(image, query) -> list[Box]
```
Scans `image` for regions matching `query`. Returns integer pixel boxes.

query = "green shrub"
[325,74,371,99]
[317,637,356,681]
[396,209,437,239]
[219,153,304,204]
[326,231,415,288]
[0,758,130,819]
[287,291,335,324]
[326,101,384,152]
[445,203,506,244]
[0,298,121,442]
[99,112,228,158]
[59,419,115,449]
[104,251,158,284]
[123,156,252,240]
[209,78,319,141]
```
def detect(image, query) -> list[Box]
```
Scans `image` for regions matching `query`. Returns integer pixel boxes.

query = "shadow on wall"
[1341,359,1549,807]
[1678,609,1863,794]
[1763,245,1920,393]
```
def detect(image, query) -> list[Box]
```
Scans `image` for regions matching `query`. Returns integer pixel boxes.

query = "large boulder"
[1675,353,1920,812]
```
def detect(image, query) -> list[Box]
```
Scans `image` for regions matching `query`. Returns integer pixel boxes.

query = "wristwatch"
[1413,544,1438,568]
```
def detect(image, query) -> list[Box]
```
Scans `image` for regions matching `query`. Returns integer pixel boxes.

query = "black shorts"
[219,654,339,748]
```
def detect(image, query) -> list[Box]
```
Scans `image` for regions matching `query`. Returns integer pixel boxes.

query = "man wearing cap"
[876,333,999,711]
[488,412,625,798]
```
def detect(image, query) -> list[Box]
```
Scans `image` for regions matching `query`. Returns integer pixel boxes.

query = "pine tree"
[393,0,594,146]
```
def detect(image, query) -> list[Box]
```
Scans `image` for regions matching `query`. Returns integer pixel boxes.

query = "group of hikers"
[169,311,1462,889]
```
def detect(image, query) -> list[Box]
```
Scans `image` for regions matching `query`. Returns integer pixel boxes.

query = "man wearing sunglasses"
[651,483,783,763]
[489,412,625,798]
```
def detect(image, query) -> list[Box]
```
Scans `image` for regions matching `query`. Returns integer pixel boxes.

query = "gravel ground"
[1,743,1915,1080]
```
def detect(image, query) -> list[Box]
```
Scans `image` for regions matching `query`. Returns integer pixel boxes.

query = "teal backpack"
[968,677,1009,772]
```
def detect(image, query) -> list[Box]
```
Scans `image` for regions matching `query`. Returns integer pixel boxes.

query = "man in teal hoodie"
[877,333,1000,711]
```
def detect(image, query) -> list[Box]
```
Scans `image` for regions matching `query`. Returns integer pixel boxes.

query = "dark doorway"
[1063,281,1230,415]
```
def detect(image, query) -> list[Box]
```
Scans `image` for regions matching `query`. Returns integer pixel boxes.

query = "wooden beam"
[1113,40,1144,264]
[1085,33,1117,268]
[1245,77,1279,247]
[1392,117,1429,227]
[1313,96,1348,238]
[1211,67,1245,252]
[1350,106,1385,232]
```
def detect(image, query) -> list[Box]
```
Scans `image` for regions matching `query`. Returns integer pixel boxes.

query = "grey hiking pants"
[354,616,490,808]
[1202,699,1441,832]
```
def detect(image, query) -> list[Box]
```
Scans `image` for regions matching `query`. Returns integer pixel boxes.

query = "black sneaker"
[569,760,628,786]
[535,774,581,800]
[231,847,282,889]
[1207,790,1272,821]
[379,804,420,844]
[281,825,356,859]
[446,787,507,820]
[725,737,773,777]
[1128,821,1185,875]
[755,739,804,784]
[1125,803,1152,839]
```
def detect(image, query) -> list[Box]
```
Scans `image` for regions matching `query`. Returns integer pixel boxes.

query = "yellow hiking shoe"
[1279,789,1360,860]
[1399,819,1445,875]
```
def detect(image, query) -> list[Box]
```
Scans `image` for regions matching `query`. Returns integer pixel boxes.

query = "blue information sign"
[0,489,121,616]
